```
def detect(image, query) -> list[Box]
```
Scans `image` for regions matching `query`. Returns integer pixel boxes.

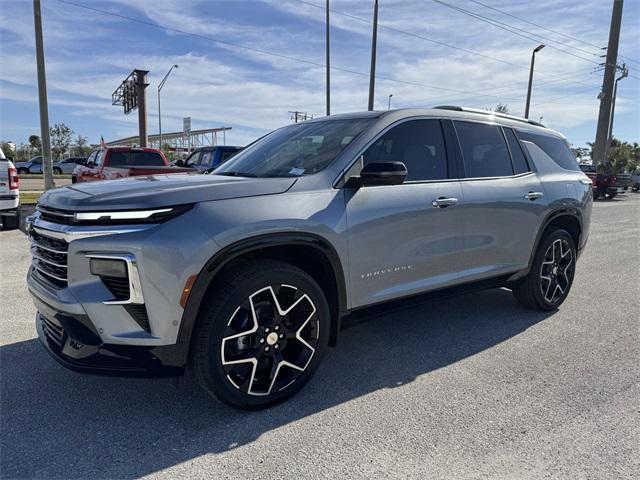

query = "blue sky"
[1,0,638,150]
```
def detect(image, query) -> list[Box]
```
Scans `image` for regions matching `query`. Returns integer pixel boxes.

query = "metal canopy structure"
[106,127,232,151]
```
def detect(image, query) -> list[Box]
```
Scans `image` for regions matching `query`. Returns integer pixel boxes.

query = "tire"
[1,214,20,230]
[53,167,62,175]
[17,168,28,175]
[191,259,330,410]
[71,176,77,184]
[593,188,600,200]
[512,229,576,311]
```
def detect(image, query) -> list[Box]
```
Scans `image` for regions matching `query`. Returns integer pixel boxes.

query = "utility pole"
[524,44,545,119]
[135,70,149,147]
[593,0,624,168]
[367,0,379,111]
[605,64,628,160]
[33,0,54,190]
[325,0,330,116]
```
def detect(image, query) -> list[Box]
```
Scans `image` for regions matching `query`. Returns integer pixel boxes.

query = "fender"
[175,232,348,363]
[510,206,583,283]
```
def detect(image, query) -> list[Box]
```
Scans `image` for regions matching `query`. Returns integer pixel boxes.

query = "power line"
[292,0,607,95]
[429,0,601,65]
[465,0,640,66]
[55,0,523,103]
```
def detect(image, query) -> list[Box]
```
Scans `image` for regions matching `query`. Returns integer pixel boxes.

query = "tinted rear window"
[108,151,165,167]
[504,128,531,174]
[454,121,513,178]
[516,131,579,171]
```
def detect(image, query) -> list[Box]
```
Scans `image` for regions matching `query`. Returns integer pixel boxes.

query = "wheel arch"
[526,208,582,273]
[177,232,348,360]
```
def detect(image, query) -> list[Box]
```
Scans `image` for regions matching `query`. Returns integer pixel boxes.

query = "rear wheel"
[53,167,62,175]
[17,168,28,175]
[191,260,330,410]
[512,229,576,310]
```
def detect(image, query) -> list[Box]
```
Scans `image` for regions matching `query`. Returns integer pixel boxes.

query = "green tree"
[49,123,74,161]
[28,135,42,155]
[595,137,640,174]
[494,103,509,113]
[73,134,91,157]
[0,141,15,158]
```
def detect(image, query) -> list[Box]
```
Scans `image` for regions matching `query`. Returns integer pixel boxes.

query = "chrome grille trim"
[30,248,68,269]
[31,263,68,283]
[29,227,69,287]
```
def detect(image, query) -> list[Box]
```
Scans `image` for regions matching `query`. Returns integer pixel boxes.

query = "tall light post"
[367,0,379,111]
[158,64,178,149]
[524,44,545,119]
[388,94,393,110]
[325,0,330,116]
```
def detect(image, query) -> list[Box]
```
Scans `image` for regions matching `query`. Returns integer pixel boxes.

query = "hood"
[39,173,297,210]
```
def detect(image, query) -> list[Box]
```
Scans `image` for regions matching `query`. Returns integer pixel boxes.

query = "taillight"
[8,167,19,190]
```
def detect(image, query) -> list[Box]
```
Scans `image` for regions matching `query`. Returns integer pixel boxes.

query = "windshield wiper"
[215,171,260,178]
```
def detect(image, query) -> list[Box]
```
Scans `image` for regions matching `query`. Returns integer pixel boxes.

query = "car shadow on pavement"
[0,288,553,479]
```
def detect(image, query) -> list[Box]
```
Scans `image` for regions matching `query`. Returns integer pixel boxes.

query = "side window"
[220,149,238,164]
[108,152,128,167]
[185,151,201,166]
[95,150,106,166]
[363,119,448,181]
[504,128,531,174]
[86,151,97,165]
[454,121,513,178]
[516,131,580,171]
[200,151,214,166]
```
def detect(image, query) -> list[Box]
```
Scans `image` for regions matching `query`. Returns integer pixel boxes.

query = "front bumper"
[35,297,186,377]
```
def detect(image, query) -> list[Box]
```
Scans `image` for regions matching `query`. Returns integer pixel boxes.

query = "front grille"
[37,205,76,225]
[29,229,69,288]
[41,315,65,348]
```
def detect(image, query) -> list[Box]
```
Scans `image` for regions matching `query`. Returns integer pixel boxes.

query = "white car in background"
[0,147,20,230]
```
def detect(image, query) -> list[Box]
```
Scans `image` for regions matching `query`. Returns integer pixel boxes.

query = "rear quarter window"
[108,151,166,167]
[516,131,580,172]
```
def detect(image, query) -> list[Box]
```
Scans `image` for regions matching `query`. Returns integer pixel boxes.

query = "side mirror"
[348,161,407,187]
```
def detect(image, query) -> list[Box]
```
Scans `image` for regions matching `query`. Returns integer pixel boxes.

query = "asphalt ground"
[1,193,638,479]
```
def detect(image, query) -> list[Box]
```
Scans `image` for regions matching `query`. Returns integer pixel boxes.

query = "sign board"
[183,117,191,137]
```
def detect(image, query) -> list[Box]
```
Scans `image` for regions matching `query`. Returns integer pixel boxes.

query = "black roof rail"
[432,105,546,128]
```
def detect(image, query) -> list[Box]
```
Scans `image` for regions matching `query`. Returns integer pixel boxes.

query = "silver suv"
[27,107,592,409]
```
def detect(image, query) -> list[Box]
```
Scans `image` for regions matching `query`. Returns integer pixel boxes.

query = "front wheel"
[512,229,576,310]
[191,260,330,410]
[53,167,62,175]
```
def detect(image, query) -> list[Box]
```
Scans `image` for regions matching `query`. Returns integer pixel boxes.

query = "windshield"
[213,118,373,178]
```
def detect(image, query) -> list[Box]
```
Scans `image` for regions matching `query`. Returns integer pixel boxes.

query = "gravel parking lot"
[1,194,638,479]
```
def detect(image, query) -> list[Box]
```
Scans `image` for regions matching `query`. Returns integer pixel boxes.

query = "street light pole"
[158,64,179,149]
[367,0,379,111]
[524,44,545,119]
[388,94,393,110]
[325,0,330,116]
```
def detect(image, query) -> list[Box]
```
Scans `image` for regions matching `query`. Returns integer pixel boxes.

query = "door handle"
[432,197,459,208]
[524,191,544,200]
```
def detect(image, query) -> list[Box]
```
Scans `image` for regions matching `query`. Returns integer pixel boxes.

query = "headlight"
[73,204,193,225]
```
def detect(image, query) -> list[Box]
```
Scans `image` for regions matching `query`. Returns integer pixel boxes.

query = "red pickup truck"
[579,164,632,199]
[72,147,195,183]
